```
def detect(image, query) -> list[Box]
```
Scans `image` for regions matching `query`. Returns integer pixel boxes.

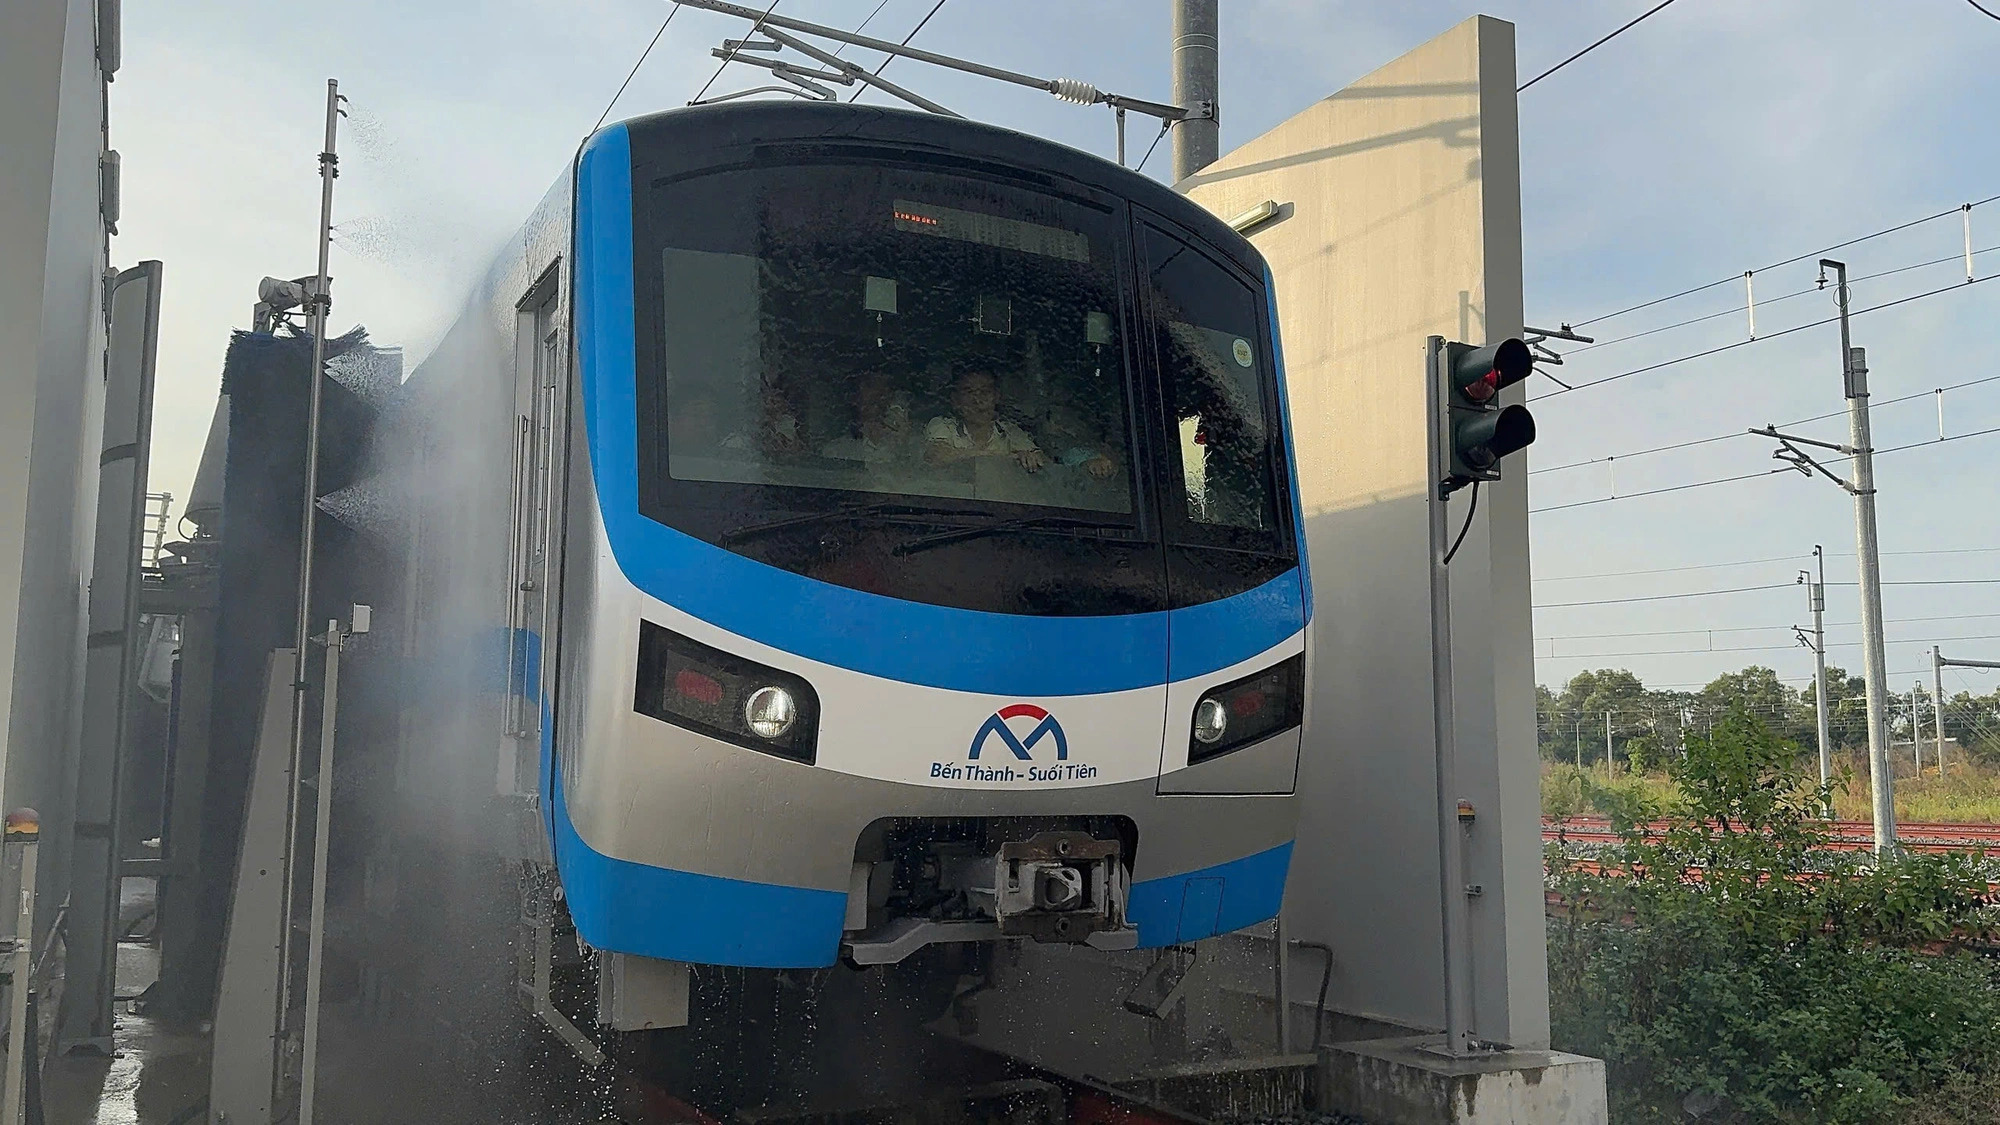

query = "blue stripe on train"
[575,123,1302,698]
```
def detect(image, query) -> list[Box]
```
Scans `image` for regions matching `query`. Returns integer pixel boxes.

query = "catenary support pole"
[1825,259,1896,852]
[1604,711,1613,781]
[279,77,343,1084]
[1810,548,1832,812]
[1933,647,1948,777]
[1423,337,1476,1056]
[1170,0,1218,181]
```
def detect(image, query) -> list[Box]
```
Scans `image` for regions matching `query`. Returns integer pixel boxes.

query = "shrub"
[1547,711,2000,1123]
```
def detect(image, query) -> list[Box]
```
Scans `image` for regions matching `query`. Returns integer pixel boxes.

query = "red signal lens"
[1462,369,1499,402]
[675,669,724,706]
[1229,690,1266,718]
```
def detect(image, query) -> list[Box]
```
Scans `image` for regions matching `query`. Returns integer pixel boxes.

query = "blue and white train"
[400,101,1311,1028]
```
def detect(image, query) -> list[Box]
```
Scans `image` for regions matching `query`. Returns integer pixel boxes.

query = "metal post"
[1423,337,1476,1056]
[1574,716,1581,770]
[1,811,39,1125]
[278,77,342,1090]
[1810,549,1832,813]
[297,620,343,1125]
[1604,711,1614,781]
[1933,647,1948,777]
[1170,0,1218,182]
[1825,259,1896,852]
[1910,683,1923,772]
[1271,916,1289,1055]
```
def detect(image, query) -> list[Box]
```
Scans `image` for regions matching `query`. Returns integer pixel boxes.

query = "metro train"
[394,100,1311,1038]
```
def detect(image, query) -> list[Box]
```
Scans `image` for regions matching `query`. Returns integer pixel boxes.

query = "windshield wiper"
[719,501,968,545]
[891,514,1132,557]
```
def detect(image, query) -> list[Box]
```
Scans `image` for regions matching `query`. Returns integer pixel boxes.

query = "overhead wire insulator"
[1050,77,1101,105]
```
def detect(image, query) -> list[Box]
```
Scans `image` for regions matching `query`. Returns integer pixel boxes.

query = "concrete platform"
[1320,1037,1607,1125]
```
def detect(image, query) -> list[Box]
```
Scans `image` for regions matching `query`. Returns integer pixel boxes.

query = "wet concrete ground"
[42,945,209,1125]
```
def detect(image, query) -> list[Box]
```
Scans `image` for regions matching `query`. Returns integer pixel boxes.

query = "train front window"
[650,167,1135,517]
[1141,224,1280,539]
[633,157,1160,616]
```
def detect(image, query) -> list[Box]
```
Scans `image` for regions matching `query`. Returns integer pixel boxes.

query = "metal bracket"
[1748,424,1861,494]
[1123,944,1198,1018]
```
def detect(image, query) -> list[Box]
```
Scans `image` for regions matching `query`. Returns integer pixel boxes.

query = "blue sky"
[113,0,2000,697]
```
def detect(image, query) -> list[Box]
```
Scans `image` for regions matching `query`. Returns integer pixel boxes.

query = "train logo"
[968,704,1069,761]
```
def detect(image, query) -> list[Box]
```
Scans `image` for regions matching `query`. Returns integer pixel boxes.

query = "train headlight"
[1192,698,1229,745]
[744,686,798,739]
[634,622,819,763]
[1187,654,1305,765]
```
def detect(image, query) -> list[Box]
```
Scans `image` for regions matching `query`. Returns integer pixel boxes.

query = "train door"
[505,267,563,801]
[1136,218,1306,793]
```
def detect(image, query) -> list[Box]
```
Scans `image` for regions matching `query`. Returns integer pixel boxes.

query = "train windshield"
[633,155,1284,615]
[650,164,1134,511]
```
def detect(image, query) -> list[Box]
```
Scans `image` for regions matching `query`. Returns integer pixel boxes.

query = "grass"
[1542,757,2000,824]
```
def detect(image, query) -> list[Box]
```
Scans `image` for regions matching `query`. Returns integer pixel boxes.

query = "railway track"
[1544,815,2000,854]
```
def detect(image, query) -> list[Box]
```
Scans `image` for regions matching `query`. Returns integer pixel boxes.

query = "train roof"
[607,101,1265,279]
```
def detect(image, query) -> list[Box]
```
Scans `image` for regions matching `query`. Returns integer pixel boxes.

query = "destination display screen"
[892,199,1090,264]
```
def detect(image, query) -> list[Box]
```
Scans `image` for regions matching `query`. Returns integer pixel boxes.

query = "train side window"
[1138,224,1283,551]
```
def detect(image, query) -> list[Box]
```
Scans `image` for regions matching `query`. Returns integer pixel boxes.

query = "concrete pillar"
[1184,16,1550,1051]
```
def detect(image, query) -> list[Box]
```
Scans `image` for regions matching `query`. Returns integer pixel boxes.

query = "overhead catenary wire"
[1539,610,2000,642]
[592,2,684,133]
[689,0,782,106]
[832,0,893,56]
[1535,582,1799,610]
[1517,0,1681,92]
[1535,631,2000,662]
[1533,271,2000,401]
[1563,243,2000,358]
[848,0,949,101]
[1567,193,2000,330]
[1537,545,2000,582]
[1530,423,2000,512]
[1969,0,2000,21]
[1533,372,2000,475]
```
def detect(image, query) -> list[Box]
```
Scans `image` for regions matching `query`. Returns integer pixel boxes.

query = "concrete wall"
[1184,16,1547,1049]
[0,0,113,941]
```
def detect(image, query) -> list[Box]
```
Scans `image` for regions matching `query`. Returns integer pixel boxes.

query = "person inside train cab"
[924,367,1047,473]
[1036,401,1119,480]
[820,371,910,464]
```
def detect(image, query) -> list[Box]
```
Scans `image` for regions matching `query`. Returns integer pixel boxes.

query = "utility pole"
[1932,646,1948,777]
[1170,0,1218,181]
[1830,261,1895,850]
[1747,263,1894,850]
[1807,547,1832,809]
[1574,715,1582,770]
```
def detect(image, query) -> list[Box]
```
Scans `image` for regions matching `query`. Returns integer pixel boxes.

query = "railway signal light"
[1435,337,1536,494]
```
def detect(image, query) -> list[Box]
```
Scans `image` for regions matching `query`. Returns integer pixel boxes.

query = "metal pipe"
[1424,336,1476,1055]
[297,621,343,1125]
[1828,257,1896,852]
[278,76,342,1072]
[1170,0,1218,181]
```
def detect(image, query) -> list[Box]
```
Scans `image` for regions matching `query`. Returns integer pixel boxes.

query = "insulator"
[1050,78,1101,105]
